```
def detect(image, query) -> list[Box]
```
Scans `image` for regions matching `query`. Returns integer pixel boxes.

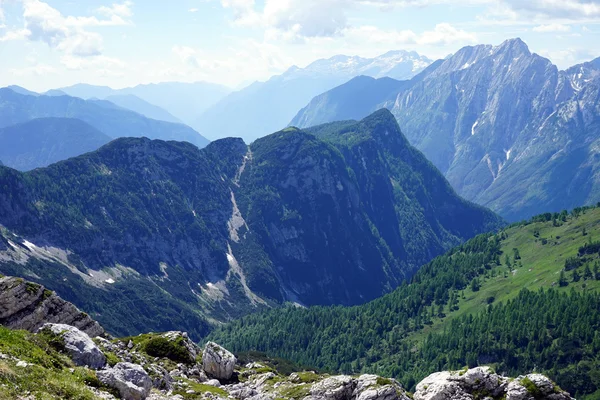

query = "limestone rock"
[0,276,104,337]
[202,342,236,380]
[97,362,153,400]
[415,367,573,400]
[38,323,106,369]
[310,375,356,400]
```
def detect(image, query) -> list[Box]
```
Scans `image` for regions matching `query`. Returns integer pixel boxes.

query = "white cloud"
[345,23,477,46]
[9,63,56,76]
[189,8,199,13]
[502,0,600,19]
[17,0,132,57]
[0,28,29,42]
[60,54,127,75]
[532,23,571,32]
[539,47,598,67]
[172,45,202,68]
[97,1,134,18]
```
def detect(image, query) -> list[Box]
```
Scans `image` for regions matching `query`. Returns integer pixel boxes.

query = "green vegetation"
[173,379,229,399]
[210,206,600,398]
[0,325,108,399]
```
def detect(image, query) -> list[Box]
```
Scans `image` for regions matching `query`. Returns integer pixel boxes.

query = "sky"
[0,0,599,92]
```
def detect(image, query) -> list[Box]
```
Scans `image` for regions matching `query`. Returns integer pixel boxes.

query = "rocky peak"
[0,275,104,337]
[492,37,531,57]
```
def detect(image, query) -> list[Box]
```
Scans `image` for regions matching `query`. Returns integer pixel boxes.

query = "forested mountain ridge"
[0,110,500,338]
[209,206,600,398]
[0,118,111,171]
[291,38,600,221]
[0,87,209,149]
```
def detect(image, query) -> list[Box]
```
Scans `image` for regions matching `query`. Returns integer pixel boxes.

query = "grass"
[0,326,109,399]
[409,208,600,342]
[173,378,229,399]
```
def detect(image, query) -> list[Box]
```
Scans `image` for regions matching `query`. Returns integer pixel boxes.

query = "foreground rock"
[0,276,104,337]
[415,367,574,400]
[202,341,236,380]
[303,374,410,400]
[97,362,153,400]
[38,323,106,369]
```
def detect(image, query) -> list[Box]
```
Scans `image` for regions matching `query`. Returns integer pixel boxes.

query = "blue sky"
[1,0,599,91]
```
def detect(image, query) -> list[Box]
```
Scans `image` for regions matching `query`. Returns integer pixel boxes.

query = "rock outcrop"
[414,367,573,400]
[202,341,236,381]
[38,323,106,369]
[0,276,104,337]
[97,362,153,400]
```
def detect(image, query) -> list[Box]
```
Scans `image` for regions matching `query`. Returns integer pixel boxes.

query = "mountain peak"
[494,37,531,56]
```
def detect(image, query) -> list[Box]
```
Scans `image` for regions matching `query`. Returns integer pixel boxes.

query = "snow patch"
[471,120,479,136]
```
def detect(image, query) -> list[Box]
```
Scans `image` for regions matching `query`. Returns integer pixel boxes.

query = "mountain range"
[0,109,501,338]
[0,88,210,146]
[291,38,600,221]
[56,81,231,126]
[193,51,432,143]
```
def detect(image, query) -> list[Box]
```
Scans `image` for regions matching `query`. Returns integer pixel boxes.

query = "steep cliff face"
[0,276,104,337]
[0,110,501,336]
[291,39,600,220]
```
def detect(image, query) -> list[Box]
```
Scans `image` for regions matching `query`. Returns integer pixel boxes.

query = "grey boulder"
[38,323,106,369]
[97,362,153,400]
[202,342,236,380]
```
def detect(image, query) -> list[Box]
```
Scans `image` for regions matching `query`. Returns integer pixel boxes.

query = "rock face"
[291,39,600,221]
[97,362,153,400]
[202,341,236,381]
[414,367,573,400]
[38,323,106,369]
[0,276,105,337]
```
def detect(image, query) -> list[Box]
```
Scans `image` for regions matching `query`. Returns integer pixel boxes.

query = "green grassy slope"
[413,207,600,341]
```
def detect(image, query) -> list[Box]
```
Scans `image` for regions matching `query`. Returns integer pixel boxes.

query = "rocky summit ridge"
[0,275,574,400]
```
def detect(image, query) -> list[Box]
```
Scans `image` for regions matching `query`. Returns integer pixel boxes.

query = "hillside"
[209,206,600,398]
[0,110,500,339]
[290,39,600,221]
[0,88,209,149]
[104,94,183,124]
[0,275,573,400]
[0,118,111,171]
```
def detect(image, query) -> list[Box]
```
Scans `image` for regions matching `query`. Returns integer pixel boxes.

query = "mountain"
[57,82,231,126]
[194,51,432,143]
[0,87,209,148]
[290,75,409,128]
[0,118,111,171]
[290,39,600,221]
[0,110,500,338]
[104,94,182,124]
[209,205,600,397]
[5,85,39,96]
